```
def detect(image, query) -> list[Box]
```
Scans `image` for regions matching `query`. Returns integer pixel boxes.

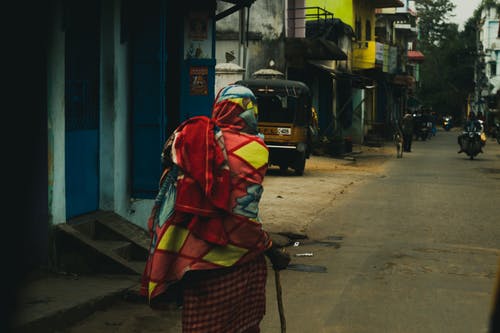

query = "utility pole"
[239,7,249,77]
[474,16,488,119]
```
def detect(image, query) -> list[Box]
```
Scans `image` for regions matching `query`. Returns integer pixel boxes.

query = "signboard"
[383,44,390,72]
[388,46,397,74]
[375,42,384,65]
[189,66,209,95]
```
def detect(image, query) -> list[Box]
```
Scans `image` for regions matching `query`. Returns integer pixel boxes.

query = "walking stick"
[274,269,286,333]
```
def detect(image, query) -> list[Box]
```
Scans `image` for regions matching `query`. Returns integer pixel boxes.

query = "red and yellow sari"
[141,85,272,332]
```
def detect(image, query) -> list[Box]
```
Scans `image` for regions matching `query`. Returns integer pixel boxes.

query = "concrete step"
[57,210,150,274]
[57,215,148,275]
[94,210,151,250]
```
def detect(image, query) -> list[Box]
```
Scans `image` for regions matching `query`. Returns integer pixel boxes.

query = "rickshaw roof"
[235,79,310,97]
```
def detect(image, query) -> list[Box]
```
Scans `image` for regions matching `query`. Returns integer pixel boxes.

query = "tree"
[415,0,476,120]
[415,0,456,49]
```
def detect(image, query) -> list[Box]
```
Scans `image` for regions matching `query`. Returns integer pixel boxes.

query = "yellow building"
[307,0,403,70]
[305,0,407,143]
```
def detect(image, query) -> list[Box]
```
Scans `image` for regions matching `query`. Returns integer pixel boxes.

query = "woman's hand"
[265,244,291,270]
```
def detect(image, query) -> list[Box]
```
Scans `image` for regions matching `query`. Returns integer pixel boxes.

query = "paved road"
[64,129,499,333]
[261,129,500,333]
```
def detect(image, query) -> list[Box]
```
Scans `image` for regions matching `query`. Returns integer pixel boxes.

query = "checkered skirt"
[182,255,267,333]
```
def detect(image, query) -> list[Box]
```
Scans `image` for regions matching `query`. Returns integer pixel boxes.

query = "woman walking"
[141,84,290,333]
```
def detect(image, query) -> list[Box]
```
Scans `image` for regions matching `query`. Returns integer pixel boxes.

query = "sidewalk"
[12,271,140,333]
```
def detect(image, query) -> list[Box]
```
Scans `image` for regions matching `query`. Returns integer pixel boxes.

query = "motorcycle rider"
[458,112,484,154]
[430,110,437,137]
[442,114,453,130]
[422,109,434,138]
[477,110,485,122]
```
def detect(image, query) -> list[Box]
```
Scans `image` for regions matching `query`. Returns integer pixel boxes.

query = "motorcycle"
[442,116,452,131]
[415,119,432,141]
[458,130,483,160]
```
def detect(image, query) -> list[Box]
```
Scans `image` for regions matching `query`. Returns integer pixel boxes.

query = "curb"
[13,286,133,333]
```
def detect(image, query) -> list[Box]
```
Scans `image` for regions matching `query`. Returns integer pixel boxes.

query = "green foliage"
[415,0,456,49]
[415,0,476,119]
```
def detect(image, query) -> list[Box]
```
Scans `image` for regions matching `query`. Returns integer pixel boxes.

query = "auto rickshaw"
[236,78,316,175]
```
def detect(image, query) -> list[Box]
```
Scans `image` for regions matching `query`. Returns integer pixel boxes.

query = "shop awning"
[286,37,348,62]
[373,0,404,8]
[307,60,336,75]
[307,61,375,88]
[392,74,415,87]
[408,50,425,62]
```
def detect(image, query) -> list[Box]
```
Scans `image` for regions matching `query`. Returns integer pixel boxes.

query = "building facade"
[476,4,500,125]
[41,0,254,268]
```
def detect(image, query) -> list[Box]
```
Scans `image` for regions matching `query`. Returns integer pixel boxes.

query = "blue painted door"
[131,0,167,199]
[65,0,100,219]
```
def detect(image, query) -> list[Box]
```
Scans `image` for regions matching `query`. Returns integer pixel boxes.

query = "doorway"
[65,0,101,219]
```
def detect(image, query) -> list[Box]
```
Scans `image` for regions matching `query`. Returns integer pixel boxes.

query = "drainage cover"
[287,264,327,273]
[325,235,344,241]
[313,241,341,248]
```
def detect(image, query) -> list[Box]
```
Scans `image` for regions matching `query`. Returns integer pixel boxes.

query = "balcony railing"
[287,6,334,38]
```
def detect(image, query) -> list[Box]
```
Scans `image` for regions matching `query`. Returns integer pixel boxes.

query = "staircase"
[364,123,389,147]
[364,132,385,147]
[56,210,151,275]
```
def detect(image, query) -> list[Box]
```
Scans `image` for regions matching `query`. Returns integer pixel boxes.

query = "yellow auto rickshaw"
[236,78,316,175]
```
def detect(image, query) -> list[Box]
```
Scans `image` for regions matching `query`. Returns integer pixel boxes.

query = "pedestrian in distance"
[140,84,291,333]
[401,111,414,152]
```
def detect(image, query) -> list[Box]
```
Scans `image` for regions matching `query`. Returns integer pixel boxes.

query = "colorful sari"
[141,85,272,332]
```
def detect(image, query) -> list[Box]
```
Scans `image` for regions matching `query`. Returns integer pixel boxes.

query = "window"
[257,95,294,123]
[366,19,371,41]
[355,18,362,40]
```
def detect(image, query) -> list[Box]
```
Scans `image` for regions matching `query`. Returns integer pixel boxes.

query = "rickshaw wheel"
[294,168,304,176]
[294,152,306,176]
[279,164,288,174]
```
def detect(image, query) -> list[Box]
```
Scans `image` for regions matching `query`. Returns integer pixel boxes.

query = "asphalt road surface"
[261,129,500,333]
[66,129,500,333]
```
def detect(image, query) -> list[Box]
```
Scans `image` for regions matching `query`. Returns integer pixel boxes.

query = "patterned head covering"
[212,84,259,134]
